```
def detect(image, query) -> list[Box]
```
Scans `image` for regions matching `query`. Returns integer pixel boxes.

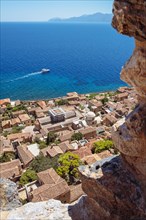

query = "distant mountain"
[49,12,112,23]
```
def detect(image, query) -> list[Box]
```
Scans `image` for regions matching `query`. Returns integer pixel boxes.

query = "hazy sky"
[1,0,113,22]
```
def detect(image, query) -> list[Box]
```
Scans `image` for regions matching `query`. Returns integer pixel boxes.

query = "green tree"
[39,141,47,149]
[55,99,68,106]
[101,95,109,105]
[12,126,24,134]
[71,132,83,141]
[46,131,57,145]
[30,153,59,173]
[88,93,97,100]
[0,152,15,163]
[19,169,37,186]
[56,152,82,184]
[92,139,113,153]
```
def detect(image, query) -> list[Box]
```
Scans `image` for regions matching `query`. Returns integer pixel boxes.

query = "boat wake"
[4,71,42,83]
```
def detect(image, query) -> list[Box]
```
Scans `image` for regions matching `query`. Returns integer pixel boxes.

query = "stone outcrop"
[79,0,146,219]
[112,0,146,201]
[0,178,22,211]
[112,0,146,41]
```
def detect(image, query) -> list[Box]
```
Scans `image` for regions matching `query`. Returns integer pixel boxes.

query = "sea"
[0,22,134,100]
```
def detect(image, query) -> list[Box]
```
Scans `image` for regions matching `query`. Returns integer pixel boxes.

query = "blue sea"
[0,22,134,100]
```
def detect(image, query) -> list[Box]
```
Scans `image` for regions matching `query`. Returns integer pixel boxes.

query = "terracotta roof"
[17,145,34,166]
[12,110,26,116]
[0,98,10,106]
[74,146,92,159]
[103,115,117,124]
[80,127,97,135]
[0,159,21,171]
[59,131,74,142]
[0,159,22,179]
[32,180,69,202]
[7,132,32,142]
[37,168,63,185]
[37,101,46,109]
[11,117,21,126]
[97,150,112,159]
[41,146,63,158]
[67,92,78,97]
[0,166,21,179]
[1,120,12,128]
[19,114,31,122]
[82,154,101,165]
[38,116,51,125]
[0,139,14,154]
[69,184,84,203]
[59,141,70,153]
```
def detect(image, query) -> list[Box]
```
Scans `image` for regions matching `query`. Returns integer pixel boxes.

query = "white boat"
[41,68,50,73]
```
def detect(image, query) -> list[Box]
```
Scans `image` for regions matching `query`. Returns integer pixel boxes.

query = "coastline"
[8,88,122,102]
[6,84,132,102]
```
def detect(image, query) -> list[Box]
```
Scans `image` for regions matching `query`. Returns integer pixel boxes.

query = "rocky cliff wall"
[79,0,146,219]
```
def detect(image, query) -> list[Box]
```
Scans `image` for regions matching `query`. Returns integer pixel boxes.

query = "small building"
[31,168,70,203]
[59,141,74,153]
[31,180,70,203]
[0,159,22,180]
[49,107,65,123]
[11,117,21,126]
[82,154,101,165]
[89,100,103,113]
[17,145,34,168]
[2,120,12,129]
[94,116,102,126]
[12,110,26,117]
[18,114,31,125]
[74,146,92,159]
[115,92,129,101]
[86,111,96,125]
[38,116,51,126]
[37,168,63,185]
[41,145,63,158]
[59,131,74,142]
[7,132,33,143]
[103,115,117,126]
[37,100,46,109]
[0,98,10,106]
[80,127,97,140]
[0,138,15,155]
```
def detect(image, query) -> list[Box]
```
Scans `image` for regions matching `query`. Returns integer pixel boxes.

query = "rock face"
[0,178,22,211]
[79,0,146,219]
[112,0,146,201]
[112,0,146,41]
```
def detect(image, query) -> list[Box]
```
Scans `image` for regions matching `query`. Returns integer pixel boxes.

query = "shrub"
[88,93,97,100]
[0,152,15,163]
[92,139,113,153]
[12,126,24,134]
[55,99,68,106]
[101,96,109,105]
[30,153,59,173]
[56,152,82,184]
[46,131,58,145]
[19,169,37,186]
[39,141,47,149]
[71,132,83,141]
[12,104,26,112]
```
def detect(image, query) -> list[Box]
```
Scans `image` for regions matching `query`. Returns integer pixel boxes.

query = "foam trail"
[4,71,42,83]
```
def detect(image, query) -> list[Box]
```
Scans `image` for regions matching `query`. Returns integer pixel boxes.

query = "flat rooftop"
[49,107,65,116]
